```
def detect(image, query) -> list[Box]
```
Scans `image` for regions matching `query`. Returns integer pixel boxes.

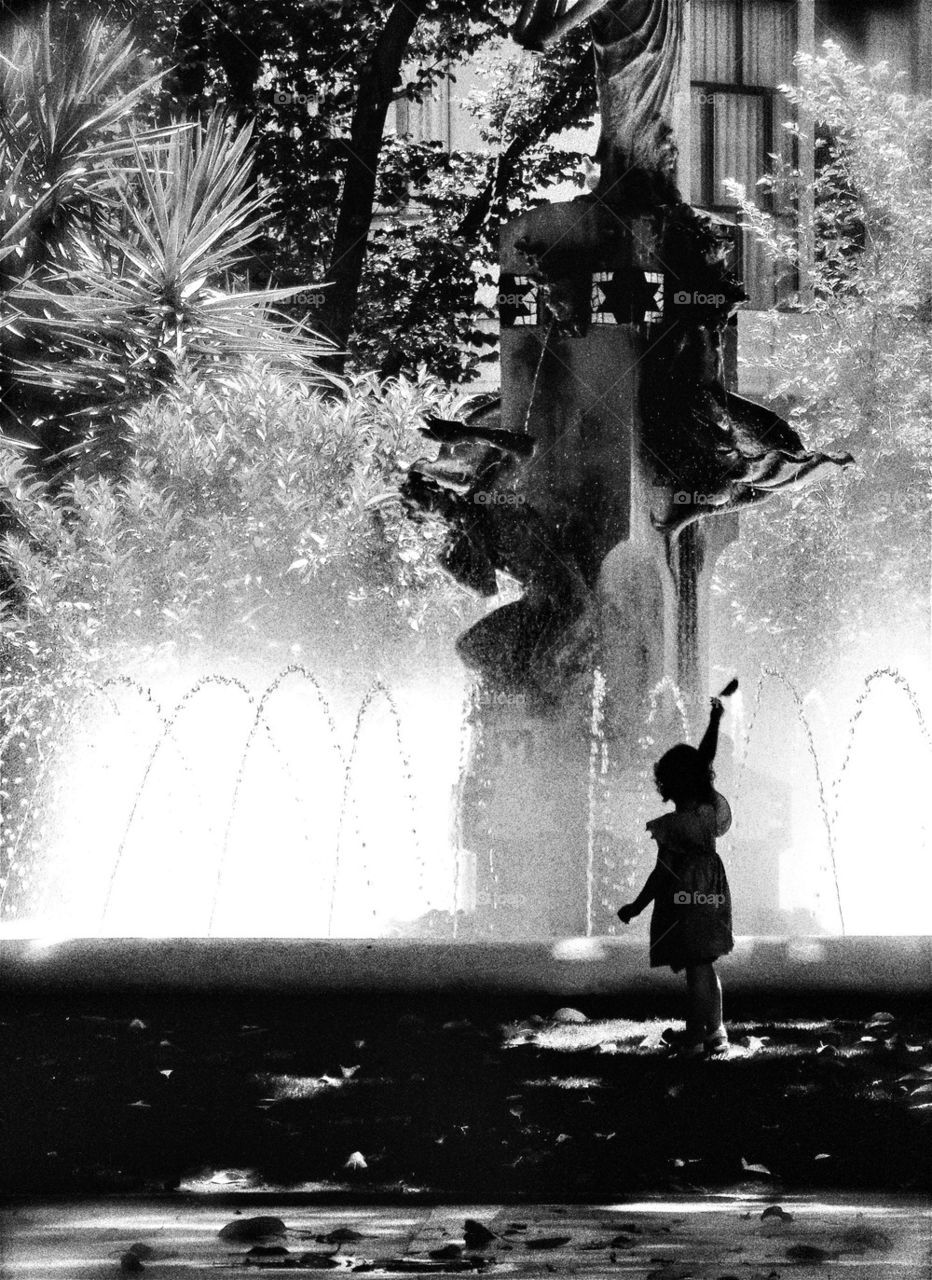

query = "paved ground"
[3,1195,930,1277]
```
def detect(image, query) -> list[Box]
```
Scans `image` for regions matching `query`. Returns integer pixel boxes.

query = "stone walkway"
[3,1194,930,1278]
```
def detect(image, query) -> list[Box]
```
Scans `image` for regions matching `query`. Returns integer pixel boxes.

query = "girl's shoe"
[704,1026,729,1054]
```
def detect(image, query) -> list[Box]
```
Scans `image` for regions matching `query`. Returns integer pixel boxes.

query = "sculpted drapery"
[400,0,851,693]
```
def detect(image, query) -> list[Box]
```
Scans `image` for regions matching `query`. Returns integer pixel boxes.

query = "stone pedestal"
[458,201,738,938]
[498,202,737,723]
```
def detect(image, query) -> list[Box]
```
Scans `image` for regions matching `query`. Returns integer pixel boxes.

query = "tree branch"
[379,44,595,378]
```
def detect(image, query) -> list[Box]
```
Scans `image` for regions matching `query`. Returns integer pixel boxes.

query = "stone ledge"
[0,935,929,995]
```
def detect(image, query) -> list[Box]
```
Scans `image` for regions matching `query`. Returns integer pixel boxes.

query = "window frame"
[689,0,802,307]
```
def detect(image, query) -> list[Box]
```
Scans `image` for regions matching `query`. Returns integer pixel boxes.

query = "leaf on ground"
[740,1036,769,1054]
[246,1245,290,1257]
[124,1244,156,1260]
[741,1157,772,1176]
[344,1151,367,1170]
[463,1220,496,1249]
[128,1019,147,1031]
[785,1244,833,1262]
[297,1253,342,1268]
[525,1236,571,1250]
[219,1216,287,1242]
[761,1207,793,1222]
[552,1007,587,1024]
[836,1223,892,1250]
[318,1228,365,1243]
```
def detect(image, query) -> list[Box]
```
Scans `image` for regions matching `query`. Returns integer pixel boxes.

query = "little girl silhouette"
[617,696,733,1057]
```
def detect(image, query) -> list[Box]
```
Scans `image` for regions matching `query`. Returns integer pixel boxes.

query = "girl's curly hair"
[654,743,716,807]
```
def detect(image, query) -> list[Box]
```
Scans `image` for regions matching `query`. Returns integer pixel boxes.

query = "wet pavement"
[2,1194,930,1278]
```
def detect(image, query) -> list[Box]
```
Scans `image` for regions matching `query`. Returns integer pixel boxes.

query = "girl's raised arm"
[697,697,724,765]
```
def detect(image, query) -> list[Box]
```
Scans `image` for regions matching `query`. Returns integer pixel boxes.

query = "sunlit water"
[0,667,466,938]
[0,665,929,938]
[736,667,932,936]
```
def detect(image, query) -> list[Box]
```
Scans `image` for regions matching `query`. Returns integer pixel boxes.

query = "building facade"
[391,0,931,397]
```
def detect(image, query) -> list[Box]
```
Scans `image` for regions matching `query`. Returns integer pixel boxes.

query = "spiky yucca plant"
[0,9,329,474]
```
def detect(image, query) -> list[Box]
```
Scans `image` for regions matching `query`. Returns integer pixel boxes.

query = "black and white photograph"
[0,0,930,1273]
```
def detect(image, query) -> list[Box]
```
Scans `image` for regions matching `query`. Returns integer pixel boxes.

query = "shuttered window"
[394,75,452,149]
[690,0,798,307]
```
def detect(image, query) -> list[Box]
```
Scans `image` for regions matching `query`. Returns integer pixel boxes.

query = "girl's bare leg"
[684,966,705,1043]
[688,963,723,1036]
[707,963,723,1035]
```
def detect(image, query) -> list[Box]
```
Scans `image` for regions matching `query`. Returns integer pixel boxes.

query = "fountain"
[0,1,929,993]
[0,667,464,938]
[0,661,930,945]
[399,0,850,938]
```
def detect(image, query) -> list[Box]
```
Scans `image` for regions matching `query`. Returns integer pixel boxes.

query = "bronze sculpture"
[403,0,851,696]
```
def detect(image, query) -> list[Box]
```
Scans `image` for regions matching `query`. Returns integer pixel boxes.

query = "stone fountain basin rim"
[0,935,929,995]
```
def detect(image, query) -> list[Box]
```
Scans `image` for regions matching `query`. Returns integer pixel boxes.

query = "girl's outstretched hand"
[617,904,637,924]
[710,696,724,717]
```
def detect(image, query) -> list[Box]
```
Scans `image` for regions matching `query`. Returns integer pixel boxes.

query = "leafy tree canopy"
[714,43,932,691]
[58,0,597,382]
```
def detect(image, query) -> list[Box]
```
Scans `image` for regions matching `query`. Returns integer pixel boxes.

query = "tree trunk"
[162,2,209,119]
[212,15,264,127]
[315,0,430,371]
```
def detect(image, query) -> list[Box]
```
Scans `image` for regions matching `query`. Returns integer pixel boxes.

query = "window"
[394,75,452,149]
[689,0,798,307]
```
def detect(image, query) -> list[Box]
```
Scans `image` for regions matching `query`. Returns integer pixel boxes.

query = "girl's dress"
[646,792,733,972]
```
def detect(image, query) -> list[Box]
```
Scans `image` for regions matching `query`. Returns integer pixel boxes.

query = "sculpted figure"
[403,0,851,688]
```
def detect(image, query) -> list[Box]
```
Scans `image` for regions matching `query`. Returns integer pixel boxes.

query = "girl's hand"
[710,696,724,717]
[617,904,637,924]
